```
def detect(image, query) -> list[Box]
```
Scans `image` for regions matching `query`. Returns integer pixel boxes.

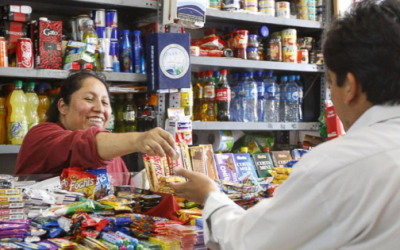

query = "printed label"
[10,121,27,139]
[231,91,236,99]
[244,88,258,98]
[181,92,193,107]
[193,86,203,99]
[216,89,231,101]
[203,86,215,98]
[286,91,299,101]
[124,111,136,121]
[257,85,265,97]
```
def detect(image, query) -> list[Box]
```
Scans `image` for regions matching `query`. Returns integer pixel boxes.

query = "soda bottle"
[264,71,278,122]
[132,30,145,74]
[37,84,50,124]
[181,87,193,118]
[193,72,204,121]
[115,94,126,132]
[25,82,39,131]
[82,20,101,71]
[139,94,155,117]
[296,75,304,121]
[254,70,265,122]
[105,95,115,132]
[120,30,133,73]
[229,73,239,121]
[5,85,14,144]
[279,76,288,122]
[243,72,258,122]
[124,93,137,132]
[10,80,28,145]
[0,87,6,144]
[213,71,220,85]
[202,70,217,121]
[284,75,300,122]
[216,69,231,121]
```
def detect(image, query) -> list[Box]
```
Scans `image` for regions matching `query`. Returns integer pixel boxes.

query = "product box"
[0,5,32,22]
[0,202,24,209]
[0,208,24,215]
[325,101,345,140]
[214,153,239,183]
[34,19,63,69]
[64,51,94,64]
[232,153,258,183]
[200,145,218,180]
[252,153,275,178]
[188,146,207,175]
[0,20,28,66]
[146,33,191,93]
[271,151,292,168]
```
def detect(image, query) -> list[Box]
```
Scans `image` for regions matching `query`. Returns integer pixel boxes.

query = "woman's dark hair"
[323,0,400,105]
[47,71,110,123]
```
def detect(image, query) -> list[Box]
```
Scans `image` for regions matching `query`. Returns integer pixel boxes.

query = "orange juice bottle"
[10,80,28,145]
[37,84,50,123]
[0,87,7,144]
[5,84,14,144]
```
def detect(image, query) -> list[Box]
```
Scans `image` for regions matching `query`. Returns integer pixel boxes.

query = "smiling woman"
[14,71,177,184]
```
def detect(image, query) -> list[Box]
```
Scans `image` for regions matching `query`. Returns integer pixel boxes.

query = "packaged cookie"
[86,169,111,201]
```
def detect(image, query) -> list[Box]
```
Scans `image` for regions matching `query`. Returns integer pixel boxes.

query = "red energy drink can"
[16,37,33,68]
[0,37,8,67]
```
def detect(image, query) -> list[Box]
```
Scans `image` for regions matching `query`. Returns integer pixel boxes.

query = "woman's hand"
[137,127,177,158]
[169,167,220,204]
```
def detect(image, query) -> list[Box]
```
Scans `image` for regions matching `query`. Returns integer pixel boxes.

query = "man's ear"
[58,98,68,115]
[344,72,358,105]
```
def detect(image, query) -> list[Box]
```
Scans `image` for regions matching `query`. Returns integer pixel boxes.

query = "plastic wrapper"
[60,167,97,200]
[43,198,109,217]
[0,242,23,249]
[48,238,77,249]
[199,49,223,57]
[85,169,112,201]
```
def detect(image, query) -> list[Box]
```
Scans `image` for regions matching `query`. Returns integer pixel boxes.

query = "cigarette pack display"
[199,145,218,180]
[271,151,292,168]
[33,19,62,69]
[252,153,275,178]
[214,153,239,183]
[232,153,258,182]
[189,146,207,175]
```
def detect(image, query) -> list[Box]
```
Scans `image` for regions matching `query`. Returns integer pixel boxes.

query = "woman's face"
[59,77,111,131]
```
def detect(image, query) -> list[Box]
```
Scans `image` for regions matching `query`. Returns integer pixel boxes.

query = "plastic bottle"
[279,76,288,122]
[193,72,204,121]
[296,75,304,121]
[237,72,246,122]
[243,72,258,122]
[82,20,101,70]
[202,70,217,121]
[115,94,126,133]
[9,80,27,145]
[273,76,280,122]
[284,75,300,122]
[5,85,14,144]
[25,82,39,131]
[213,71,220,85]
[264,71,277,122]
[254,70,265,122]
[132,30,145,74]
[0,87,6,144]
[229,73,239,122]
[123,93,137,132]
[106,95,115,132]
[181,87,193,118]
[37,84,50,124]
[120,30,133,73]
[241,147,249,153]
[216,69,231,121]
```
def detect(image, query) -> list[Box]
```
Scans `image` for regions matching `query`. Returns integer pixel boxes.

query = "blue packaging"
[100,232,123,247]
[232,153,258,183]
[146,33,191,93]
[115,231,139,247]
[120,30,133,73]
[86,168,111,200]
[132,30,145,74]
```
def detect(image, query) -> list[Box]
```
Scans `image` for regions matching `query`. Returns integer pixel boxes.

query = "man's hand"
[169,167,220,204]
[136,127,177,158]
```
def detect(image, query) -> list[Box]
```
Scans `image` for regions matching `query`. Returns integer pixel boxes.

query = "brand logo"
[6,30,26,36]
[43,28,58,36]
[19,41,32,68]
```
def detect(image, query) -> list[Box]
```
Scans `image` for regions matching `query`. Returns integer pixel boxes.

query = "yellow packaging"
[0,189,20,195]
[283,46,297,63]
[0,195,23,203]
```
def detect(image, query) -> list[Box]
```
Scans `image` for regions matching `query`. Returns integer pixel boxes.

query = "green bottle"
[123,93,137,132]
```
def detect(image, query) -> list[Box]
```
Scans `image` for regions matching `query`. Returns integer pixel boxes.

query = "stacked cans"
[299,0,317,21]
[276,1,290,18]
[241,0,258,12]
[259,0,275,17]
[281,29,297,63]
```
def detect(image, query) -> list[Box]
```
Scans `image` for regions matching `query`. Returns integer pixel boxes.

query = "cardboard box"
[232,153,258,182]
[214,153,239,183]
[252,153,275,178]
[0,20,28,66]
[271,151,292,168]
[189,146,207,175]
[34,19,63,69]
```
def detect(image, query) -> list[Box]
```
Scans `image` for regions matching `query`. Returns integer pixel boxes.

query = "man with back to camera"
[170,0,400,249]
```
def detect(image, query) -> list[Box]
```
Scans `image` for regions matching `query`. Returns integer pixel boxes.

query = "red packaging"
[0,20,28,66]
[0,37,7,67]
[325,101,345,140]
[34,19,62,69]
[16,38,33,68]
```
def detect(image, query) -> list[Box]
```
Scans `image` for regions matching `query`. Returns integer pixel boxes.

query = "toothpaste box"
[214,153,239,183]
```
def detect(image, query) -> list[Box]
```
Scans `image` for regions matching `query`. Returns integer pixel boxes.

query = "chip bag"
[85,169,111,201]
[60,167,97,200]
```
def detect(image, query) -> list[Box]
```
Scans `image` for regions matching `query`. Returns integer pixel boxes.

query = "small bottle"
[25,82,39,131]
[216,69,231,121]
[111,41,120,73]
[123,93,137,132]
[202,70,217,121]
[115,94,126,133]
[229,73,239,122]
[243,72,258,122]
[132,30,145,74]
[181,87,193,119]
[193,72,204,121]
[284,75,300,122]
[296,75,304,121]
[106,95,115,132]
[0,87,6,144]
[37,84,50,124]
[264,71,277,122]
[82,20,101,71]
[10,80,28,145]
[5,85,14,144]
[120,30,133,73]
[279,76,288,122]
[254,70,265,122]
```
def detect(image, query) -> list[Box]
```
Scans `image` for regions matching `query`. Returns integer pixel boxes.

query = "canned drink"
[16,38,33,68]
[105,27,112,39]
[99,38,113,71]
[259,0,274,9]
[106,9,118,29]
[297,49,309,64]
[93,9,106,39]
[69,17,77,41]
[276,2,290,18]
[0,37,8,67]
[282,29,297,47]
[283,46,297,63]
[259,8,275,16]
[76,14,91,41]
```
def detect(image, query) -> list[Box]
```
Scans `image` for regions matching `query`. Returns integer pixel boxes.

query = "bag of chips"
[60,167,97,200]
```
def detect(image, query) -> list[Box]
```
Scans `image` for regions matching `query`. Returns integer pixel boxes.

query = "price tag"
[291,123,298,129]
[280,124,286,129]
[267,123,273,129]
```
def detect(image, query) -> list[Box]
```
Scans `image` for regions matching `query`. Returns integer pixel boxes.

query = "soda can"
[0,37,8,67]
[76,14,91,41]
[16,38,33,68]
[106,9,118,29]
[297,49,309,64]
[69,17,77,41]
[99,38,113,72]
[93,9,106,39]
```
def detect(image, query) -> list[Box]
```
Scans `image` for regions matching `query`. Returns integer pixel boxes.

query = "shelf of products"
[0,68,146,82]
[191,56,324,72]
[206,8,324,29]
[0,145,21,154]
[192,121,321,131]
[71,0,158,9]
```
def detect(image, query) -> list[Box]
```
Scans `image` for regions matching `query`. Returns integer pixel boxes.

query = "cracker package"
[188,146,207,175]
[271,151,292,168]
[200,145,218,180]
[85,169,112,201]
[214,153,239,183]
[60,167,97,200]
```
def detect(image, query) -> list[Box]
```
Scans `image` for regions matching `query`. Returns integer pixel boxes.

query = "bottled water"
[273,76,279,122]
[254,70,265,122]
[284,75,300,122]
[237,72,246,122]
[296,75,304,121]
[230,73,239,121]
[279,76,288,122]
[242,72,258,122]
[264,71,277,122]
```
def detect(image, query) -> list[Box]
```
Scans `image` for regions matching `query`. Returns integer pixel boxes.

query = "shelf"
[192,121,321,131]
[191,57,324,72]
[70,0,158,9]
[0,68,146,83]
[206,8,324,29]
[0,145,21,154]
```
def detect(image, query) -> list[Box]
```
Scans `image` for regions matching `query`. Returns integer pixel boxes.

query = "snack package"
[60,167,97,200]
[189,147,207,175]
[179,143,193,171]
[200,145,218,180]
[252,153,275,178]
[0,242,23,250]
[0,195,23,204]
[271,151,292,168]
[232,153,258,183]
[85,169,112,201]
[214,153,239,183]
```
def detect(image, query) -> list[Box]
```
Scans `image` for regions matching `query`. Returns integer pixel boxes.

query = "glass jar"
[246,47,260,60]
[248,34,259,48]
[232,30,249,50]
[258,44,264,60]
[269,36,282,62]
[235,48,247,59]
